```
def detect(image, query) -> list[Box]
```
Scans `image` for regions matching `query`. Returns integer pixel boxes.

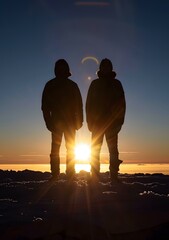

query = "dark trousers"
[91,126,120,176]
[50,128,75,176]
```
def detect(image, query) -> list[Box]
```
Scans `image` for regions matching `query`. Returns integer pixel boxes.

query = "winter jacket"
[42,77,83,131]
[86,72,126,131]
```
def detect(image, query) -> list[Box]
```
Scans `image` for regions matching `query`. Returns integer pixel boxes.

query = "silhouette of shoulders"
[45,77,78,88]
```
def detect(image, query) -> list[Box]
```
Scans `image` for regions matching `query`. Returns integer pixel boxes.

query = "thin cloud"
[75,1,110,7]
[20,155,47,157]
[101,152,139,155]
[20,154,66,158]
[120,152,139,154]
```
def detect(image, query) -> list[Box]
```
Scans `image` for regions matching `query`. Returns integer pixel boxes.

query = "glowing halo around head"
[81,56,99,65]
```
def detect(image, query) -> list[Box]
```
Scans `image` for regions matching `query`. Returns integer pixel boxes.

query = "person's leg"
[64,128,76,178]
[50,130,62,177]
[91,129,104,179]
[105,128,122,181]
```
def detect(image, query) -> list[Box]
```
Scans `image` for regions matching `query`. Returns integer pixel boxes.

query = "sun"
[75,143,91,162]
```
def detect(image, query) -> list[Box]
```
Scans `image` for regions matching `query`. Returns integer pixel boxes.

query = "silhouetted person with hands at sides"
[42,59,83,180]
[86,59,126,183]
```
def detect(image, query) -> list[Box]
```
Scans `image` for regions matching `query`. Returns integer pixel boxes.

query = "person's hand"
[46,121,53,132]
[76,121,83,130]
[114,125,122,133]
[87,122,93,132]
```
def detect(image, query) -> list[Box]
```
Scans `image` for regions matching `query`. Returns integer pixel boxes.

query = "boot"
[50,156,60,180]
[110,159,123,183]
[66,159,76,181]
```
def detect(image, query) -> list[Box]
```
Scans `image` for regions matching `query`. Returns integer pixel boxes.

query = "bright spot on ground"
[75,143,91,162]
[88,76,91,80]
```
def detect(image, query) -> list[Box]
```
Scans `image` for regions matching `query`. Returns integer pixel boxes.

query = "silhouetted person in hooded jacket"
[86,59,126,182]
[42,59,83,180]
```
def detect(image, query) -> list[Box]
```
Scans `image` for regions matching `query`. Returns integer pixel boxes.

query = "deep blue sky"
[0,0,169,164]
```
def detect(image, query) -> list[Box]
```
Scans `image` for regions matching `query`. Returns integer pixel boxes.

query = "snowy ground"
[0,170,169,240]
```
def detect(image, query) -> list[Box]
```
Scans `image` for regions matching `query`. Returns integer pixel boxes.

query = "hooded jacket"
[86,71,126,131]
[42,77,83,131]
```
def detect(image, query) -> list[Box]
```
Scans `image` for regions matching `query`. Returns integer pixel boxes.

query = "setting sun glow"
[75,143,91,162]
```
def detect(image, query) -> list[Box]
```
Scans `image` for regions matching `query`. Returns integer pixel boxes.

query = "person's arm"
[42,110,52,131]
[116,81,126,126]
[41,84,52,131]
[86,82,94,131]
[75,84,83,130]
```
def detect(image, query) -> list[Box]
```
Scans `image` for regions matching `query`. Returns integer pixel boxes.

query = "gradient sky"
[0,0,169,164]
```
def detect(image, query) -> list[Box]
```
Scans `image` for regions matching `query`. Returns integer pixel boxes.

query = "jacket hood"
[54,59,71,78]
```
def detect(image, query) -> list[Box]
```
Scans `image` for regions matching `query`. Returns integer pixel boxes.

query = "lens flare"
[75,143,91,162]
[81,56,99,65]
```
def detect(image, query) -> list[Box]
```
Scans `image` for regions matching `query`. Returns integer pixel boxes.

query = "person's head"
[97,58,116,78]
[54,59,71,78]
[99,58,113,73]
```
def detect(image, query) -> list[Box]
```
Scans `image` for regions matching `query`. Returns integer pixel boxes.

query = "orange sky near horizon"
[0,125,168,164]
